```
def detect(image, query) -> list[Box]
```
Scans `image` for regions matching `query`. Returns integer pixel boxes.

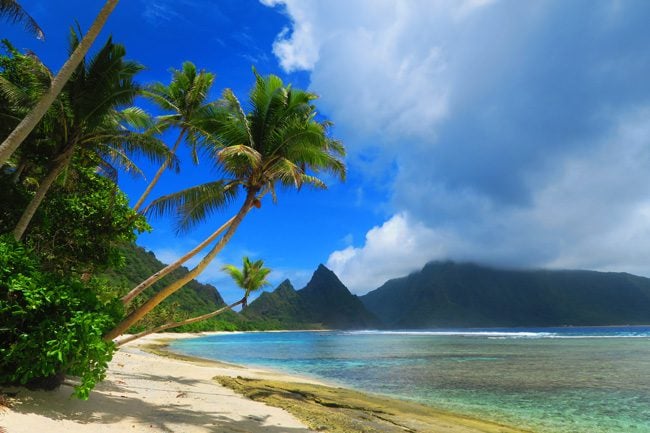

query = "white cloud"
[327,213,454,293]
[265,1,650,289]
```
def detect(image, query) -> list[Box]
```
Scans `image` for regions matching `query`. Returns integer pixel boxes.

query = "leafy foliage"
[0,164,148,274]
[0,36,162,397]
[0,235,122,399]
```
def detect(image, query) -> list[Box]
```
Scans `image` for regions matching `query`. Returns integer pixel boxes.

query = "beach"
[0,333,529,433]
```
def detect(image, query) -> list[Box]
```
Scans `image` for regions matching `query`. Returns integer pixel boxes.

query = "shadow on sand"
[3,370,312,433]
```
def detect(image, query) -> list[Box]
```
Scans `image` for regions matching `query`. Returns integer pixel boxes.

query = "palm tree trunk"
[121,215,236,306]
[12,145,74,241]
[0,0,119,167]
[132,128,186,212]
[104,191,258,341]
[115,297,245,347]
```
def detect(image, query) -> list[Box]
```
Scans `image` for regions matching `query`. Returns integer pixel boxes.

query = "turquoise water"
[171,327,650,433]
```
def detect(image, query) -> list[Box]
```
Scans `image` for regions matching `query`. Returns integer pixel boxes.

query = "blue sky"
[5,1,650,302]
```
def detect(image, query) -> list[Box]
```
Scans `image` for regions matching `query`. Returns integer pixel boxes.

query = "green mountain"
[103,243,244,332]
[360,261,650,328]
[243,264,380,329]
[242,280,309,329]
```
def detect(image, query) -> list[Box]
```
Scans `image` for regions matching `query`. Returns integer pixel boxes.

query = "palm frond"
[221,264,245,288]
[118,106,155,131]
[143,83,180,114]
[145,180,239,233]
[217,144,261,174]
[176,182,238,233]
[0,0,44,39]
[0,75,31,106]
[220,88,254,147]
[95,157,120,182]
[97,147,144,179]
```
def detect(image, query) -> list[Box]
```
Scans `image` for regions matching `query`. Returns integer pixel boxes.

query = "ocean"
[170,327,650,433]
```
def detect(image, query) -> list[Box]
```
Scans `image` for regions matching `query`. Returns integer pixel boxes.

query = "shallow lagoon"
[172,327,650,433]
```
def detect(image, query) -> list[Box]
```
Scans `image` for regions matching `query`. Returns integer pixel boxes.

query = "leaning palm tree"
[132,62,219,212]
[104,71,346,340]
[12,33,169,241]
[0,0,44,39]
[0,0,120,167]
[114,257,270,347]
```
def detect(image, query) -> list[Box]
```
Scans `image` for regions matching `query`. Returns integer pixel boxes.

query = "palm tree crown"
[222,256,271,307]
[148,69,346,233]
[133,61,220,211]
[145,62,217,152]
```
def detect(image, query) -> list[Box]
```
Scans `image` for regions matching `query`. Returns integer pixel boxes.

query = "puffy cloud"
[264,1,650,290]
[327,213,455,293]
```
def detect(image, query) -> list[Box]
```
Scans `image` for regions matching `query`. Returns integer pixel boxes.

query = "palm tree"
[0,0,44,39]
[132,62,219,212]
[0,40,55,181]
[11,34,169,241]
[0,0,120,167]
[222,257,271,308]
[103,70,346,341]
[114,257,270,347]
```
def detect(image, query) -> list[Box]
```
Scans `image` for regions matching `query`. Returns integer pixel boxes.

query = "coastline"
[1,332,531,433]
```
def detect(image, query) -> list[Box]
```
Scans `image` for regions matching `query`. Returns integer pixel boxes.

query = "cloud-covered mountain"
[360,261,650,328]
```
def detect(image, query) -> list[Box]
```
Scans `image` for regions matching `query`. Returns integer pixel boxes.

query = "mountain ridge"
[360,260,650,328]
[244,264,380,329]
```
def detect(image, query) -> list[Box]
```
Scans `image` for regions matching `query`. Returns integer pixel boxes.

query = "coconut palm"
[11,33,169,241]
[104,71,346,340]
[222,257,271,308]
[0,0,120,167]
[132,62,219,212]
[0,0,44,39]
[0,40,55,182]
[114,257,270,347]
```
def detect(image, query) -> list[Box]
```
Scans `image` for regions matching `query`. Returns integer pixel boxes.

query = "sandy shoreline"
[1,332,530,433]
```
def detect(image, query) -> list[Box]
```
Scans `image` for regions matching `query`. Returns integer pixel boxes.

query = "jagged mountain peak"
[303,264,350,297]
[245,264,380,329]
[274,279,296,293]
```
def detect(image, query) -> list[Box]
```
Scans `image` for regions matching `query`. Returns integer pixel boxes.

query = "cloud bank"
[263,0,650,293]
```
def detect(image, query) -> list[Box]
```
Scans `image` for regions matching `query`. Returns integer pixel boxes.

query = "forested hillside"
[361,261,650,328]
[103,244,245,332]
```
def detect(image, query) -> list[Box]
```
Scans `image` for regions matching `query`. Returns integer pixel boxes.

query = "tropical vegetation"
[114,256,270,346]
[0,7,345,399]
[0,0,121,166]
[103,70,345,340]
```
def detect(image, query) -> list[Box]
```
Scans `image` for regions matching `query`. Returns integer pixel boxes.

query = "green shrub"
[0,235,123,399]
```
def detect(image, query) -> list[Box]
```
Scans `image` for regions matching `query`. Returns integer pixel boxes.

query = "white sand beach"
[0,333,316,433]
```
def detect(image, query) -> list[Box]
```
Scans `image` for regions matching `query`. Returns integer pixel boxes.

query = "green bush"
[0,235,123,399]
